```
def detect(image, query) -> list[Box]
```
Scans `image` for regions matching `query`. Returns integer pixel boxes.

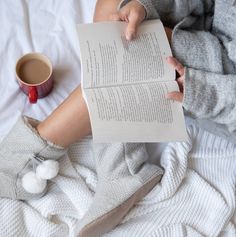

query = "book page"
[77,20,175,89]
[85,80,187,142]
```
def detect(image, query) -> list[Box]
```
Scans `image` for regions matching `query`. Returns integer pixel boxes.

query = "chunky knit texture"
[0,124,235,236]
[0,117,163,236]
[77,143,163,237]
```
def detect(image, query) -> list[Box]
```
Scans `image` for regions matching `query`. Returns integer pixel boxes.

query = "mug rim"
[16,52,53,86]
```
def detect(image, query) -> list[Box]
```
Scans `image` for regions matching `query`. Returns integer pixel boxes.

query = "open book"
[77,19,187,142]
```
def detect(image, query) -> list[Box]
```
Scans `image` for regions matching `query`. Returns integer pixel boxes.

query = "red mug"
[16,53,53,104]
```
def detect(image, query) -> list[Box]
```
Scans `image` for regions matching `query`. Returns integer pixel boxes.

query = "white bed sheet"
[0,1,235,237]
[0,0,95,139]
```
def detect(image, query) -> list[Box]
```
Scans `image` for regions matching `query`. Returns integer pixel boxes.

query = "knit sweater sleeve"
[171,26,236,132]
[119,0,214,21]
[183,68,236,133]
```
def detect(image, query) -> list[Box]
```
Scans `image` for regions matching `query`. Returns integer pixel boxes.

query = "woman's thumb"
[125,11,143,41]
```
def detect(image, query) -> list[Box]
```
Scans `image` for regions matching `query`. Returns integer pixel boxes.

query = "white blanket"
[0,1,235,236]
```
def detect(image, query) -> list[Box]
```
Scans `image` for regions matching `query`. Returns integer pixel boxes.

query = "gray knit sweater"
[120,0,236,143]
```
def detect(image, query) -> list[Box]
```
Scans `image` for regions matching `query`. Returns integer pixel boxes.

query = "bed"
[0,0,235,236]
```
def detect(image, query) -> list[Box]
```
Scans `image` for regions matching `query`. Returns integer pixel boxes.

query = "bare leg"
[37,0,122,148]
[37,0,121,147]
[0,87,88,199]
[37,85,91,148]
[93,0,121,22]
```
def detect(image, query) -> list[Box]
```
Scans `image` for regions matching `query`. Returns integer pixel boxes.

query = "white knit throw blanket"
[0,124,235,237]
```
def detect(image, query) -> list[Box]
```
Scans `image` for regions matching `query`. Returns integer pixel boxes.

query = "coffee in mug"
[16,53,53,104]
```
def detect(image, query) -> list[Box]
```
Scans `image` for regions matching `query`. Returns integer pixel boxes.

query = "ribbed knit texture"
[104,125,236,237]
[0,124,235,236]
[77,142,163,237]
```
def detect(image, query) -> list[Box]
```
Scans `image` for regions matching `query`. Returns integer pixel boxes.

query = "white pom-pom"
[22,171,47,194]
[36,160,59,180]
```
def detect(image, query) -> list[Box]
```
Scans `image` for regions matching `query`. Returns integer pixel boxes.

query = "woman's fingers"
[167,56,185,76]
[119,1,146,41]
[165,57,185,102]
[165,92,183,102]
[125,10,144,40]
[166,76,184,102]
[177,76,184,91]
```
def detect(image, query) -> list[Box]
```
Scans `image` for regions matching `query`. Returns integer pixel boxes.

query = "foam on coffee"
[19,59,50,84]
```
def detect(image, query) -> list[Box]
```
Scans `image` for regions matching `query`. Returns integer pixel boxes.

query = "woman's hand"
[94,0,172,42]
[94,0,146,41]
[110,0,146,40]
[166,57,185,103]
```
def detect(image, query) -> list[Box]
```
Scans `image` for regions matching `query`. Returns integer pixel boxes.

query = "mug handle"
[28,86,38,104]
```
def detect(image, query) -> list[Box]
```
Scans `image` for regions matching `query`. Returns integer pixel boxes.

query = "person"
[1,0,235,236]
[95,0,236,142]
[93,0,236,233]
[0,4,164,235]
[0,84,163,237]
